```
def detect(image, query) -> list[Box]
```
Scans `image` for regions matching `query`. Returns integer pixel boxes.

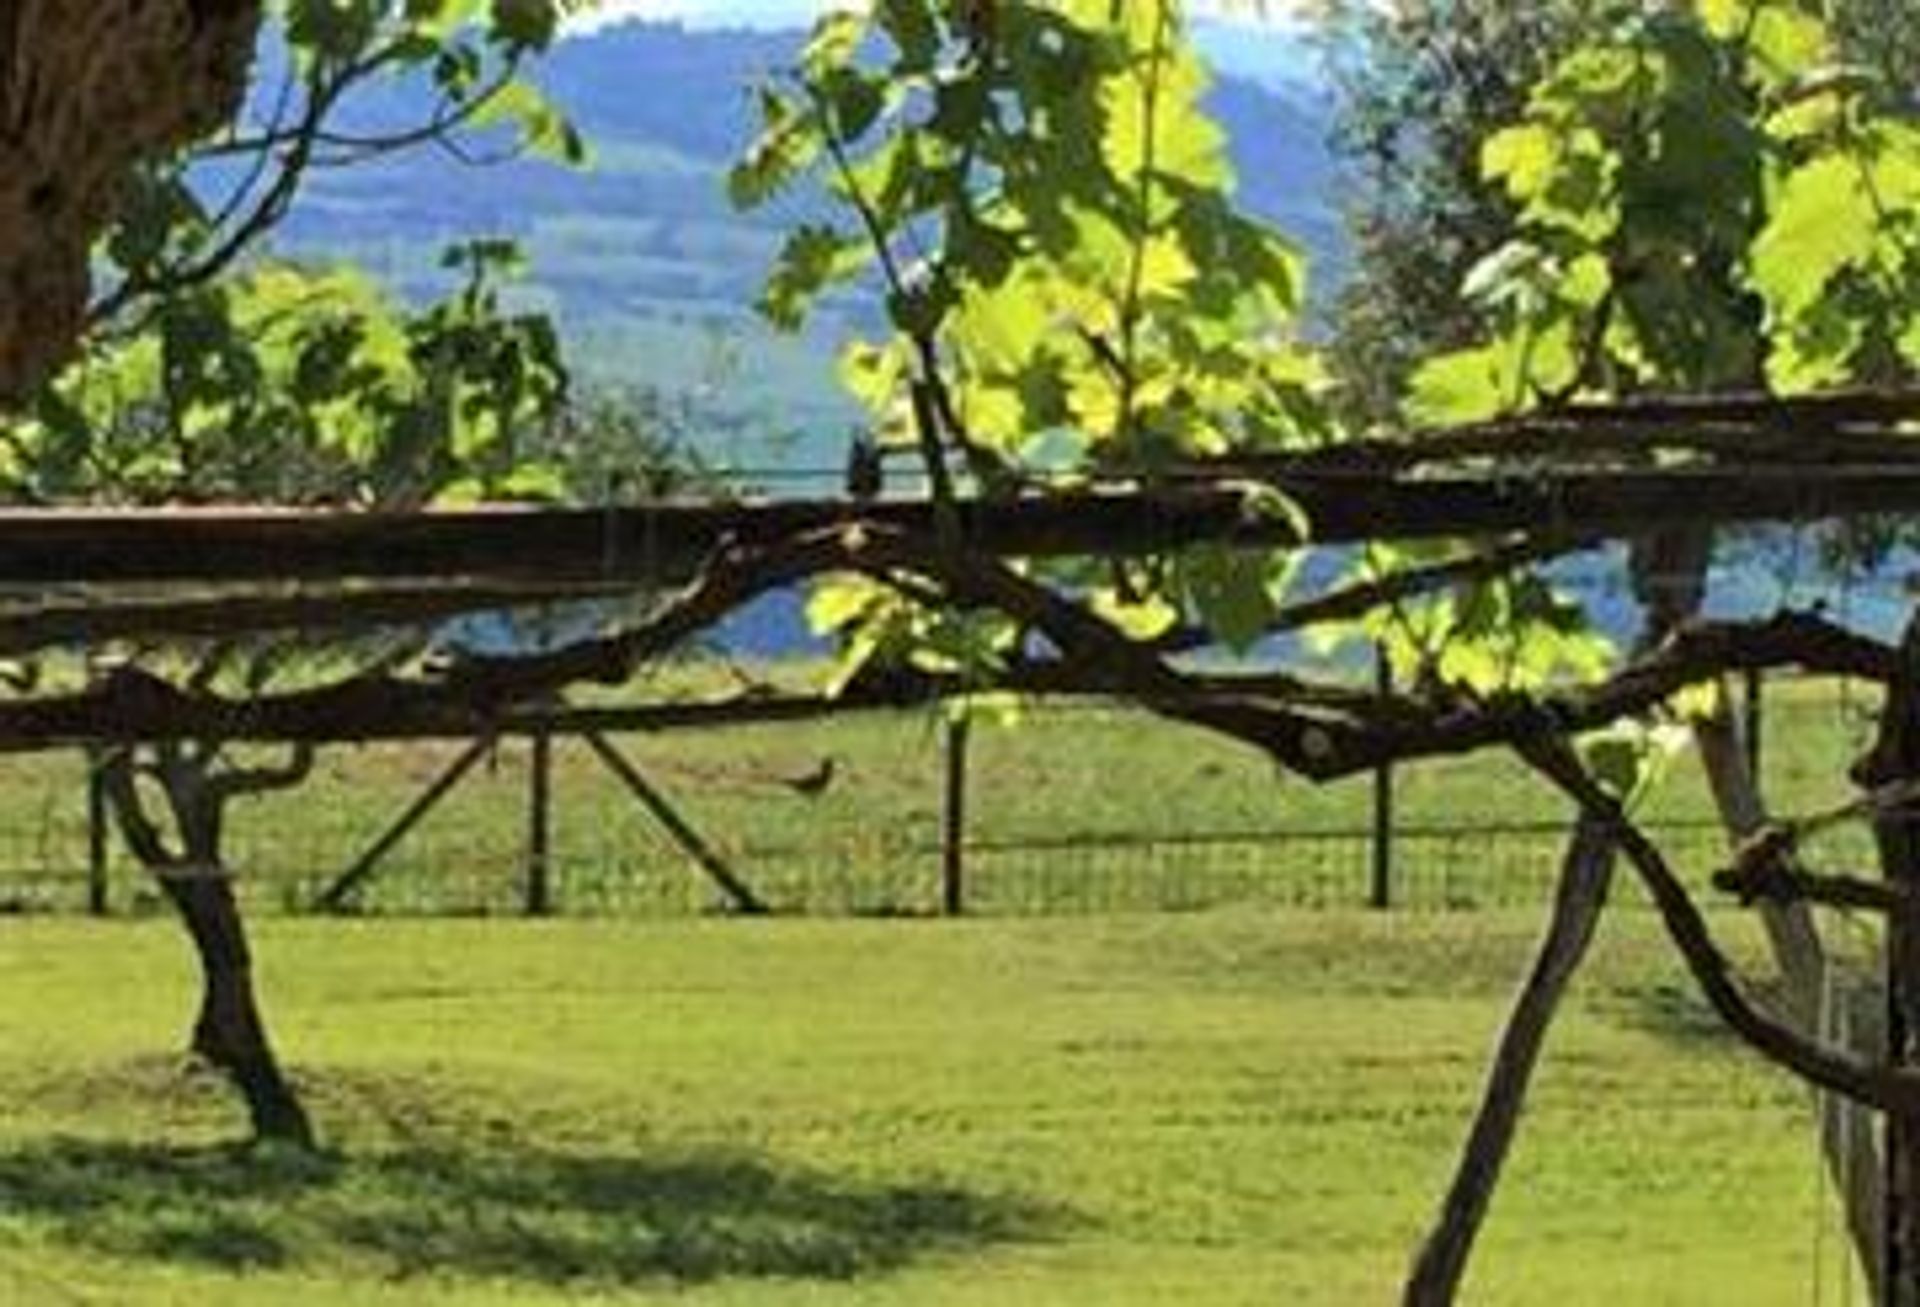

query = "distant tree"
[532,388,716,503]
[1321,0,1920,422]
[1827,0,1920,105]
[1317,1,1605,422]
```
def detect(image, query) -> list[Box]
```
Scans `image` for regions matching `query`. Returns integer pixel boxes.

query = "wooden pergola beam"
[0,579,638,657]
[2,464,1920,586]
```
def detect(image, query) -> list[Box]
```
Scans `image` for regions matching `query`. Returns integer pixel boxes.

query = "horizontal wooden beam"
[0,579,635,657]
[0,670,932,753]
[0,466,1913,586]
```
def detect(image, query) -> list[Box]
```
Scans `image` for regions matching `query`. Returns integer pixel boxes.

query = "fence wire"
[0,669,1874,919]
[0,819,1744,919]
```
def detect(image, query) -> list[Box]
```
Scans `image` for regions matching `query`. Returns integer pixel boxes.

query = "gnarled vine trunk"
[1403,818,1615,1305]
[0,0,260,395]
[154,867,312,1146]
[1696,708,1885,1295]
[1404,529,1709,1305]
[100,742,314,1147]
[1862,618,1920,1306]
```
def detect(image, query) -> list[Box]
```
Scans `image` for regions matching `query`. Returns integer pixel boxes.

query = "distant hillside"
[271,20,1343,474]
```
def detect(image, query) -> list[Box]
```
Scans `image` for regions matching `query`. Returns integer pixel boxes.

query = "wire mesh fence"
[0,813,1767,920]
[0,669,1887,919]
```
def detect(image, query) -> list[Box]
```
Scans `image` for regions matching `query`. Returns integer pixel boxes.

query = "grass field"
[0,674,1889,1302]
[0,909,1857,1305]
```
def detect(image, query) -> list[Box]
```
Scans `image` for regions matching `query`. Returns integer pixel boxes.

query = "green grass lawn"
[0,909,1857,1304]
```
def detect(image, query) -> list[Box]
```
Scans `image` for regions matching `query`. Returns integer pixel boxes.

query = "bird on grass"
[778,756,837,798]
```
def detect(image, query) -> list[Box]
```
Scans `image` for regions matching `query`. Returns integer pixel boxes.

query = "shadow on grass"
[0,1136,1053,1285]
[1600,971,1858,1050]
[1601,979,1734,1046]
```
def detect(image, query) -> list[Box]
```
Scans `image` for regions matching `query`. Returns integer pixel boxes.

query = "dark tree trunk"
[1403,817,1613,1306]
[98,744,315,1148]
[156,868,313,1147]
[1402,528,1711,1304]
[1699,711,1885,1296]
[1864,616,1920,1306]
[0,0,262,398]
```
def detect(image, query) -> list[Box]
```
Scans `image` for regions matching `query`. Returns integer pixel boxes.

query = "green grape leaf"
[1751,154,1877,320]
[1183,546,1282,652]
[759,224,869,331]
[1405,347,1511,425]
[729,90,820,210]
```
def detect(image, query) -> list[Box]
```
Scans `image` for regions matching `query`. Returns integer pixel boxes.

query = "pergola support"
[84,745,108,916]
[525,723,553,916]
[1868,619,1920,1306]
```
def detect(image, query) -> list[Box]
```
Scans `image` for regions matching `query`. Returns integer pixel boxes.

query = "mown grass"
[0,909,1859,1304]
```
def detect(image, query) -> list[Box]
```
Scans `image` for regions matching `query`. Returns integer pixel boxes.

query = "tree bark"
[0,1,261,396]
[1863,617,1920,1306]
[156,868,313,1147]
[99,746,314,1147]
[1696,708,1885,1296]
[1403,817,1614,1305]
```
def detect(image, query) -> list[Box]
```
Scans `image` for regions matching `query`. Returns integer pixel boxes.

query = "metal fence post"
[85,746,108,917]
[525,722,553,917]
[1371,645,1395,910]
[943,714,971,916]
[1743,666,1764,791]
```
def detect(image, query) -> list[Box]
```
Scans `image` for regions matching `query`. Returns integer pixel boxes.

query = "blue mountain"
[269,19,1344,475]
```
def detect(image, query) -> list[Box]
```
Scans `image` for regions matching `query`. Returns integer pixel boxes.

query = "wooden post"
[1866,617,1920,1307]
[85,746,107,916]
[1371,644,1395,910]
[1405,814,1615,1304]
[943,714,971,916]
[525,722,553,917]
[1699,708,1886,1293]
[1743,666,1764,791]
